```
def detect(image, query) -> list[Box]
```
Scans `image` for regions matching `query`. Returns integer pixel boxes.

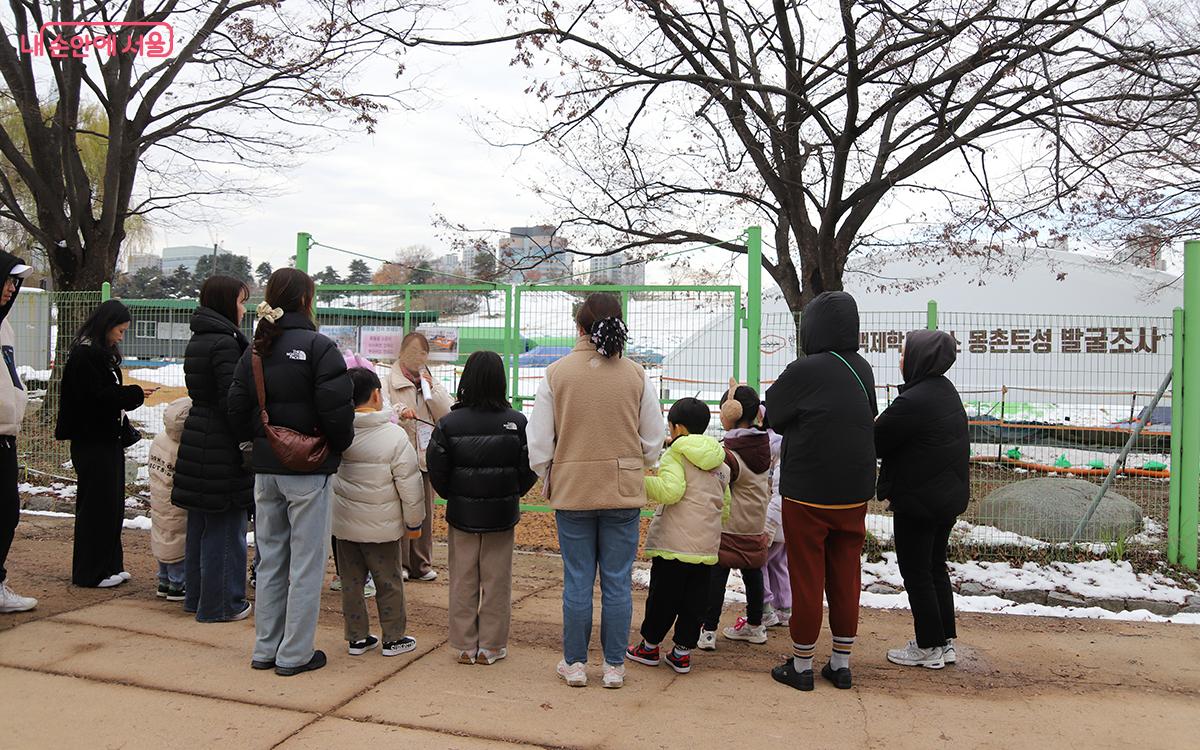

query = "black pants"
[639,557,712,650]
[704,565,764,629]
[71,440,126,587]
[0,438,18,584]
[893,513,957,648]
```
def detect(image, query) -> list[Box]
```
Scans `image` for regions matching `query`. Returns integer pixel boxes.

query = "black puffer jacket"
[172,307,254,512]
[54,343,144,442]
[875,330,970,522]
[227,312,354,475]
[765,292,878,504]
[426,404,538,533]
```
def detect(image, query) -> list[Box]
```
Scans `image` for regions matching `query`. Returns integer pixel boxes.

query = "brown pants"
[337,538,408,642]
[783,501,867,646]
[400,474,434,577]
[447,526,515,653]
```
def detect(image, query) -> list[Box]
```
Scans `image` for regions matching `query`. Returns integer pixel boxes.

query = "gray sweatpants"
[252,473,333,670]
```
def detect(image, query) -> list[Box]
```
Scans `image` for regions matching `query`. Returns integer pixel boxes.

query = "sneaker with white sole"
[349,635,380,655]
[97,574,125,588]
[402,568,410,581]
[602,663,625,689]
[887,640,945,669]
[775,607,792,626]
[383,636,417,656]
[229,602,253,622]
[118,571,131,581]
[455,649,477,664]
[723,617,768,644]
[412,570,438,582]
[0,582,37,613]
[943,638,957,665]
[363,577,376,599]
[697,629,717,651]
[557,660,587,687]
[478,648,507,665]
[761,609,781,628]
[329,576,342,592]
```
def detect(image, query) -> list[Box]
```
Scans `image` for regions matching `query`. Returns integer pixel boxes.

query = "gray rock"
[1006,588,1048,605]
[1089,597,1127,613]
[866,582,901,595]
[958,582,990,597]
[1179,605,1200,615]
[1125,598,1181,617]
[976,477,1143,543]
[1046,591,1087,608]
[1185,594,1200,607]
[20,496,56,512]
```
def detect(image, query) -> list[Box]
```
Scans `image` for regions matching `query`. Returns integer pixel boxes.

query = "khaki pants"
[400,474,434,577]
[336,538,408,643]
[448,526,515,653]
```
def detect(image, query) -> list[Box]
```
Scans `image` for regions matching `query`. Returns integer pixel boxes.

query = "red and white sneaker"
[723,616,768,644]
[664,648,691,674]
[626,641,661,666]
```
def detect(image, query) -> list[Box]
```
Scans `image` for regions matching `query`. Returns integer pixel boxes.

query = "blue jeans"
[157,560,186,587]
[252,474,333,670]
[184,508,249,622]
[555,508,641,666]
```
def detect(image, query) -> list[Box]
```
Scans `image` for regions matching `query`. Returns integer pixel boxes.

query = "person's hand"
[142,386,159,398]
[399,407,417,421]
[420,369,434,386]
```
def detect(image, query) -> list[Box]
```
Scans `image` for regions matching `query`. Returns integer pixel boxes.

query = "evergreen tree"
[346,258,372,285]
[255,261,273,286]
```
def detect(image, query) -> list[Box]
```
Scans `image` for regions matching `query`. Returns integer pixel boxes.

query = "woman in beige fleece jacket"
[387,332,452,581]
[527,293,666,690]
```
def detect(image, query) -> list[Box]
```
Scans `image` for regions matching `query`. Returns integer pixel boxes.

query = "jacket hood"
[0,250,28,325]
[723,428,772,473]
[163,396,191,440]
[901,329,957,387]
[800,291,860,355]
[191,305,249,345]
[671,433,726,471]
[353,409,393,430]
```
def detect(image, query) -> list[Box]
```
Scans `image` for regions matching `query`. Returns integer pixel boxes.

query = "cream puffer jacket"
[148,397,191,564]
[332,410,426,543]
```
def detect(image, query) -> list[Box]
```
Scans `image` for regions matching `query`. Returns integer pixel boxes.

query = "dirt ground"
[3,515,1199,749]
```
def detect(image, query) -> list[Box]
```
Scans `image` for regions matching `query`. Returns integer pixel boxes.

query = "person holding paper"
[387,332,452,581]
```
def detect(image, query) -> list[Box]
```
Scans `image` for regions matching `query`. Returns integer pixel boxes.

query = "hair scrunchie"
[589,316,628,358]
[256,301,284,323]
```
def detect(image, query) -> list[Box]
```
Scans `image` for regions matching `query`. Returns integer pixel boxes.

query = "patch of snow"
[20,509,73,518]
[122,515,152,530]
[127,364,186,386]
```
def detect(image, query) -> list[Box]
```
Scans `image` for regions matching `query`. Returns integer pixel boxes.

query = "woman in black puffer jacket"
[426,351,537,664]
[172,275,254,623]
[228,268,354,676]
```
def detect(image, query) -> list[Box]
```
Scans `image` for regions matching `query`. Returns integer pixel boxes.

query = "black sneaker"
[382,637,417,656]
[251,659,275,670]
[156,582,169,599]
[348,635,380,656]
[821,662,853,689]
[165,584,185,602]
[771,659,814,691]
[275,650,327,677]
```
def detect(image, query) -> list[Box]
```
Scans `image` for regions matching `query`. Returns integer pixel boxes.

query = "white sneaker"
[602,663,625,689]
[229,602,253,622]
[557,660,587,687]
[413,570,438,582]
[723,617,768,644]
[455,649,477,664]
[478,648,507,665]
[363,577,376,599]
[697,629,717,651]
[97,574,125,588]
[118,571,131,581]
[402,568,410,581]
[887,640,945,669]
[943,638,957,665]
[776,607,792,626]
[761,609,781,628]
[329,576,342,592]
[0,582,37,613]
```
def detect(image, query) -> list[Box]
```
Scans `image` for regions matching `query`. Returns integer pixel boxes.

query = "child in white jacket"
[332,368,426,657]
[148,397,191,602]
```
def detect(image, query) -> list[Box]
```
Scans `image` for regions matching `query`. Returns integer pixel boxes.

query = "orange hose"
[970,455,1169,478]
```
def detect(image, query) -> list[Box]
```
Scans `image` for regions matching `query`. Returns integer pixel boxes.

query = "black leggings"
[71,440,126,587]
[704,565,764,629]
[0,439,18,584]
[894,513,957,648]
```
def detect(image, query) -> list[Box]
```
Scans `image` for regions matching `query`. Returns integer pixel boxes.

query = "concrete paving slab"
[278,716,524,749]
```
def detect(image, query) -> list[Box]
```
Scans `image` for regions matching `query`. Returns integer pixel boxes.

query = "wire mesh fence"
[16,283,1175,555]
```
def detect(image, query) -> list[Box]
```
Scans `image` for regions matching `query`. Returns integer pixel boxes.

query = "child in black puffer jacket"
[426,350,537,666]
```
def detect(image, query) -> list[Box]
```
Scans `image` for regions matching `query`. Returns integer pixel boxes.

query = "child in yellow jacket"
[626,397,735,674]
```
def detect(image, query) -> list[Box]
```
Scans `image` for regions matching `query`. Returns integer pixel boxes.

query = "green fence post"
[1169,306,1184,565]
[927,300,938,331]
[1182,239,1200,570]
[511,288,523,407]
[746,226,762,391]
[732,293,742,383]
[295,232,311,274]
[101,281,111,302]
[503,285,514,402]
[403,290,412,333]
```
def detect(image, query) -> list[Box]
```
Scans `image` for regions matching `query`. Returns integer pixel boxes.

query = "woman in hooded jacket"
[875,329,969,670]
[172,275,254,623]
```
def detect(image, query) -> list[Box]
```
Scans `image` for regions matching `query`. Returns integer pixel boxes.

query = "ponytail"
[589,316,628,359]
[575,292,627,358]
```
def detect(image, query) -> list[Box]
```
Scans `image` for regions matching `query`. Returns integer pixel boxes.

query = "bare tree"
[0,0,423,293]
[403,0,1200,313]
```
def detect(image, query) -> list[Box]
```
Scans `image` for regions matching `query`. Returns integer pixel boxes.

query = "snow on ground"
[18,482,76,499]
[127,364,186,386]
[858,590,1200,624]
[16,366,50,382]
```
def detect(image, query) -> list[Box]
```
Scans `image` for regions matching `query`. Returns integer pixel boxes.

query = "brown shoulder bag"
[252,349,329,471]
